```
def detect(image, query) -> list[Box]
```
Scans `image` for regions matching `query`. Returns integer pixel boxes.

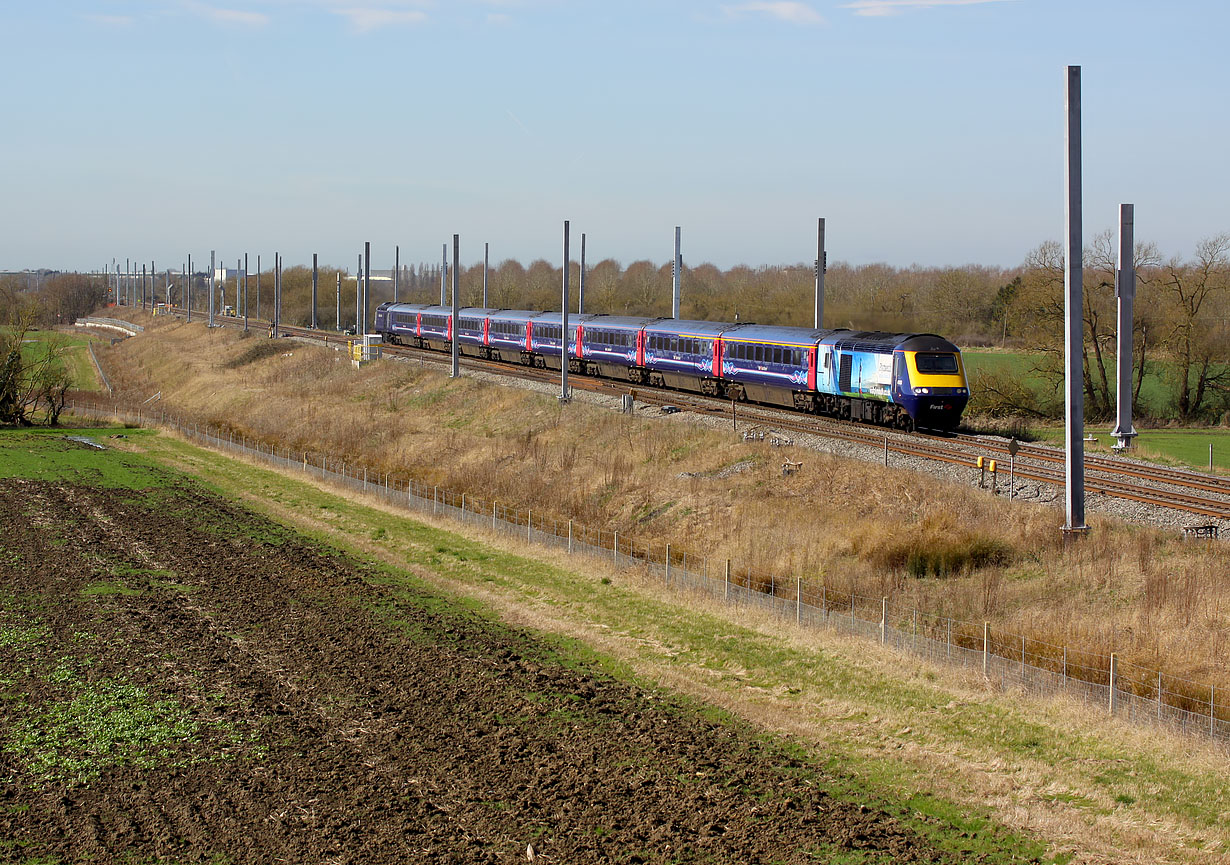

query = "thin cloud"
[332,7,429,32]
[505,109,531,136]
[182,1,271,26]
[83,13,136,26]
[724,2,825,25]
[842,0,1015,17]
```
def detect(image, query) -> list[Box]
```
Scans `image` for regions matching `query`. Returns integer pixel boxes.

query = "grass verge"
[121,426,1230,864]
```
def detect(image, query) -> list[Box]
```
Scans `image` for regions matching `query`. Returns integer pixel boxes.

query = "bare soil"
[0,476,1003,864]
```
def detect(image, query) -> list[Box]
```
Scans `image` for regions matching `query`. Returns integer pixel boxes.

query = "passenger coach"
[373,302,969,430]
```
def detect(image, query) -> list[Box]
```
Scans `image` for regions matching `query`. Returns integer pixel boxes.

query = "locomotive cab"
[892,335,969,431]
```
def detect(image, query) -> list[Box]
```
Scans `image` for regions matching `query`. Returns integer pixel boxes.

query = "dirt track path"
[0,477,1001,863]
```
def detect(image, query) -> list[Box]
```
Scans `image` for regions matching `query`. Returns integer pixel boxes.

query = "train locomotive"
[373,302,970,431]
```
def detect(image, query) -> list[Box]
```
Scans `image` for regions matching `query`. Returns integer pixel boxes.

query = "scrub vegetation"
[79,315,1230,708]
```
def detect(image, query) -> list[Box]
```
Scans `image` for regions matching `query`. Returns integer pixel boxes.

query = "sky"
[2,0,1228,274]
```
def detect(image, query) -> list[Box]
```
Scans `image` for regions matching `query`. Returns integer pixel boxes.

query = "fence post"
[1062,646,1067,687]
[462,493,465,516]
[492,501,497,531]
[1021,634,1026,679]
[568,519,573,554]
[1158,670,1163,721]
[724,559,730,601]
[1212,685,1216,738]
[528,509,532,542]
[913,609,918,653]
[821,583,826,618]
[665,544,671,584]
[946,617,951,661]
[433,486,437,515]
[303,452,307,471]
[881,597,887,645]
[796,578,801,625]
[983,623,989,679]
[1109,654,1118,716]
[613,531,618,566]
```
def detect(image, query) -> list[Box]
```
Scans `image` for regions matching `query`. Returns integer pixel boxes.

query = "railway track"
[165,311,1230,525]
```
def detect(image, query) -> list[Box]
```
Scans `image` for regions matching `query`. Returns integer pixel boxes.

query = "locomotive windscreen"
[914,353,959,373]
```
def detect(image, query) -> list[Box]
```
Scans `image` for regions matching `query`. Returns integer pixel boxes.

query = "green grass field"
[10,328,104,392]
[964,350,1229,470]
[963,349,1179,416]
[0,427,165,488]
[1027,425,1230,473]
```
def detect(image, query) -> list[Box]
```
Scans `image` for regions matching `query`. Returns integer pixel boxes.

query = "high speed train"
[373,303,969,431]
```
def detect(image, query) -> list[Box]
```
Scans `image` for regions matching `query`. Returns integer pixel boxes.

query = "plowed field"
[0,464,1012,863]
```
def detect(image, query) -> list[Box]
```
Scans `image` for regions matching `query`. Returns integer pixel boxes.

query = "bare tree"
[0,294,76,426]
[1157,234,1230,421]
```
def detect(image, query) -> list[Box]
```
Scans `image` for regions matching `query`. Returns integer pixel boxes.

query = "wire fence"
[64,398,1230,752]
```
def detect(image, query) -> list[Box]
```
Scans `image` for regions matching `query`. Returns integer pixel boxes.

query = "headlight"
[916,387,929,394]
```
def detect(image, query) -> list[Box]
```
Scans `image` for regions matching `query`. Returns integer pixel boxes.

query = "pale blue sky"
[3,1,1227,273]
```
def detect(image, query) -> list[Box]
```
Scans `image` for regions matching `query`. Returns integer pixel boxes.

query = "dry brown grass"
[90,312,1230,700]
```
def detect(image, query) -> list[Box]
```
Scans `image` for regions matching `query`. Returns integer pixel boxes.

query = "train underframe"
[384,334,919,432]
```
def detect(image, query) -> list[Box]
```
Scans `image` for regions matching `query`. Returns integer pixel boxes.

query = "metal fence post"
[613,531,618,566]
[665,544,671,584]
[1157,670,1163,721]
[724,559,730,601]
[568,519,573,554]
[796,578,801,625]
[881,598,887,645]
[1109,654,1118,716]
[983,623,990,679]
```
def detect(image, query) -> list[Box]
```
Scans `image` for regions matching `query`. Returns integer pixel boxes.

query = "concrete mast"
[1063,65,1087,535]
[815,218,826,330]
[561,220,571,403]
[1112,204,1138,451]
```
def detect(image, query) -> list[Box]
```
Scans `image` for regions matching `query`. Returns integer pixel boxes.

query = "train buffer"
[781,459,803,477]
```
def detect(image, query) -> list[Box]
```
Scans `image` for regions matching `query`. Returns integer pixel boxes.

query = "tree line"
[3,233,1227,424]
